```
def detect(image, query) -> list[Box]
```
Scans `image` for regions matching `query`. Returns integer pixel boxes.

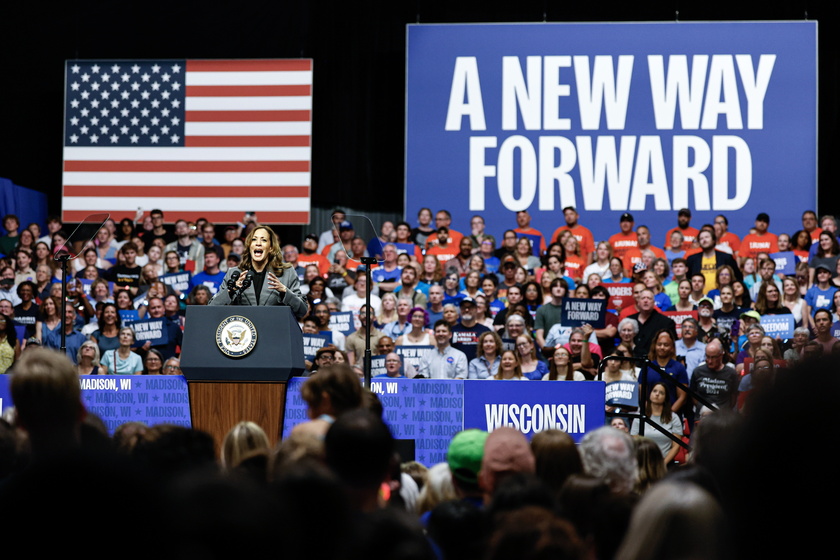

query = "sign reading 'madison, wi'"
[405,22,817,242]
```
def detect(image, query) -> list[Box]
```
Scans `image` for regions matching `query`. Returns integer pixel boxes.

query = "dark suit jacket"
[209,266,308,319]
[685,251,743,281]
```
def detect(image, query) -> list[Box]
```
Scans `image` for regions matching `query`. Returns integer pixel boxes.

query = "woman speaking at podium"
[210,226,308,319]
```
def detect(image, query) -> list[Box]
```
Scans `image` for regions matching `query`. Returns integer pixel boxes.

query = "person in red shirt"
[740,213,779,263]
[551,206,595,262]
[512,210,546,255]
[609,213,638,267]
[663,208,699,251]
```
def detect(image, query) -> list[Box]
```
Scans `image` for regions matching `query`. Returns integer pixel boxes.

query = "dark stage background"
[3,1,836,221]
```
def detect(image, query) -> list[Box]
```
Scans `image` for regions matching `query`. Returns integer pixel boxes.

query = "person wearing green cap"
[446,429,488,505]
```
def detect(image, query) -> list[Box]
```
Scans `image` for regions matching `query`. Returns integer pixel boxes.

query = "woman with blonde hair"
[516,332,549,380]
[221,421,271,473]
[376,292,398,327]
[493,350,527,380]
[468,330,503,379]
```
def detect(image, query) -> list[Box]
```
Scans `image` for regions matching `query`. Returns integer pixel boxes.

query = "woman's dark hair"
[647,329,677,363]
[100,302,122,330]
[547,347,574,381]
[521,281,542,305]
[118,218,135,240]
[143,348,165,375]
[531,429,583,495]
[754,281,783,314]
[0,313,17,348]
[816,231,840,258]
[731,279,753,307]
[542,242,566,266]
[645,382,674,424]
[301,363,363,417]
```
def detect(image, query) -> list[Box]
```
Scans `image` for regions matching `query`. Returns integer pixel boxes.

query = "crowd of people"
[1,205,838,413]
[1,349,835,558]
[1,204,839,557]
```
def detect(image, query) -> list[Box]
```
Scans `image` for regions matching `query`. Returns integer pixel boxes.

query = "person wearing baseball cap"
[298,232,331,277]
[804,263,838,330]
[740,212,779,261]
[664,208,699,250]
[609,213,638,265]
[447,429,489,503]
[451,297,490,362]
[478,427,535,504]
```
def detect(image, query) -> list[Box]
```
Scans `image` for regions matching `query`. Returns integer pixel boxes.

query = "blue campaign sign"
[371,354,387,377]
[119,309,140,323]
[832,321,840,340]
[160,271,191,293]
[329,311,356,336]
[771,251,797,275]
[463,380,605,442]
[561,297,607,328]
[0,375,11,416]
[760,314,794,339]
[406,22,817,245]
[396,345,433,378]
[605,380,639,408]
[302,333,330,361]
[1,375,192,434]
[123,317,168,346]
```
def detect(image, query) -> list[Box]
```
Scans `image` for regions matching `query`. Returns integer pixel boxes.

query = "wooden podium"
[180,306,305,451]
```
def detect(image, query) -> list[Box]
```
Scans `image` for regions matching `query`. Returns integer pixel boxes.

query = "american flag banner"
[62,59,312,224]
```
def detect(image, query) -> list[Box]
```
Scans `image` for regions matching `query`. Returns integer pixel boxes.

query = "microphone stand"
[361,256,377,389]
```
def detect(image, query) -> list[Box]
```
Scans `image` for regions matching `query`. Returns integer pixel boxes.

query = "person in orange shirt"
[623,225,666,274]
[424,210,464,250]
[608,213,638,267]
[714,214,741,255]
[802,210,822,245]
[297,233,331,277]
[739,213,779,263]
[551,206,595,262]
[427,226,461,263]
[512,210,546,255]
[663,208,699,251]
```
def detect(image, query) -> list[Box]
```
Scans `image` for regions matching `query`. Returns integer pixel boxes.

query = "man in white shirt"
[416,320,467,379]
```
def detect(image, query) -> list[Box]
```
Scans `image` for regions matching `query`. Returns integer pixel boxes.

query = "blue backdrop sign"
[463,380,605,440]
[0,375,191,434]
[406,22,817,243]
[283,377,605,466]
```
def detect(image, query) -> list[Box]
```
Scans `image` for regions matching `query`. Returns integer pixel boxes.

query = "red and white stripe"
[62,59,313,224]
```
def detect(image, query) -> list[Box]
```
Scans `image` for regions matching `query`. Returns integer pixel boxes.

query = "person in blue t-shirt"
[805,263,838,329]
[373,352,405,378]
[189,246,227,295]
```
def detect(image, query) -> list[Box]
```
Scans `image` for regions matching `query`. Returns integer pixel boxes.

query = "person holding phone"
[210,226,307,319]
